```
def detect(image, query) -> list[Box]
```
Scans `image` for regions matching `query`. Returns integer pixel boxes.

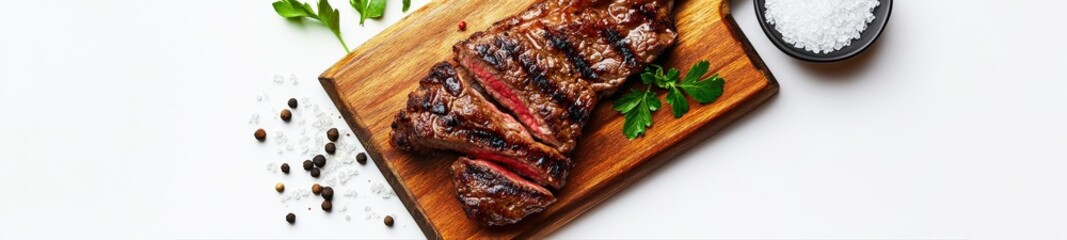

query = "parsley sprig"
[613,60,726,140]
[351,0,411,25]
[272,0,350,52]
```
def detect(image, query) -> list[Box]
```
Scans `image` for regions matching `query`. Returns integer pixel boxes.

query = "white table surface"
[2,0,1065,239]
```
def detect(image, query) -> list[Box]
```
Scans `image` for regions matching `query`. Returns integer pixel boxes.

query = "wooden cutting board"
[319,0,778,238]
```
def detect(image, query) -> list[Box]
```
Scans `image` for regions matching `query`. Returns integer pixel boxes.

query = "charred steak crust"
[391,62,573,189]
[452,157,556,226]
[391,0,677,227]
[481,0,678,95]
[456,30,597,154]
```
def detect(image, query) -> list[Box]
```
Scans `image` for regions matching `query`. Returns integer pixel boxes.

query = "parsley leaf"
[678,60,725,103]
[665,86,688,118]
[613,90,645,114]
[350,0,386,25]
[272,0,350,52]
[615,88,660,139]
[403,0,411,12]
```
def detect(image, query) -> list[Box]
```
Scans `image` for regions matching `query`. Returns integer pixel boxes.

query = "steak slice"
[392,62,572,189]
[476,0,678,95]
[455,32,597,154]
[451,157,556,226]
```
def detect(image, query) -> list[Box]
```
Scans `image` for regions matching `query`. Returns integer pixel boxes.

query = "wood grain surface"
[319,0,779,238]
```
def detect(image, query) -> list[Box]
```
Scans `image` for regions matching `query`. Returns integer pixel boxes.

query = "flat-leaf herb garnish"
[350,0,386,25]
[613,60,726,140]
[272,0,350,52]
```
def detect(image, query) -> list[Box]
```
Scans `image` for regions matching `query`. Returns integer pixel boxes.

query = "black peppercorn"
[325,143,336,154]
[288,98,298,109]
[356,152,367,165]
[312,183,322,195]
[280,163,290,174]
[280,109,292,122]
[384,215,394,227]
[286,213,296,224]
[327,128,339,142]
[302,160,313,170]
[310,168,321,178]
[321,200,332,212]
[321,186,334,200]
[313,154,326,167]
[254,129,267,141]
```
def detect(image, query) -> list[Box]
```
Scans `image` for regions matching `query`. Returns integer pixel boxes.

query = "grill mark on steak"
[392,62,572,189]
[600,28,637,67]
[544,30,598,80]
[451,158,556,226]
[516,54,590,124]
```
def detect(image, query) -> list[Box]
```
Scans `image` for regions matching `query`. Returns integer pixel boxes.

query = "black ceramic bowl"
[754,0,892,63]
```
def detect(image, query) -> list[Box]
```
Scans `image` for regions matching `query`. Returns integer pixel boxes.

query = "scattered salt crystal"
[345,215,352,221]
[248,113,260,125]
[364,206,372,212]
[273,131,288,144]
[344,189,358,198]
[371,183,386,195]
[764,0,880,54]
[341,205,348,212]
[288,74,299,86]
[266,163,277,173]
[256,91,270,102]
[273,74,285,84]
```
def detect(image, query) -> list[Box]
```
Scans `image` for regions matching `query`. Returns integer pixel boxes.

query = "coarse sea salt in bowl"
[754,0,892,63]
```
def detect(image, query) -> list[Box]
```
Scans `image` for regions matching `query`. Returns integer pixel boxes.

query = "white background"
[1,0,1065,239]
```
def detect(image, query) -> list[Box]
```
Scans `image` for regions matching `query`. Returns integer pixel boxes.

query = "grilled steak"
[455,31,597,154]
[451,157,556,226]
[391,0,678,227]
[392,62,573,189]
[455,0,677,153]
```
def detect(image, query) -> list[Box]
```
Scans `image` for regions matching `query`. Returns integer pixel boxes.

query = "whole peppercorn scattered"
[356,152,368,165]
[302,160,314,170]
[275,183,285,193]
[384,215,394,227]
[312,183,322,195]
[324,143,336,154]
[327,128,339,142]
[280,163,290,174]
[254,129,267,141]
[286,213,296,224]
[310,168,321,178]
[313,154,326,168]
[321,186,334,200]
[280,109,292,122]
[288,98,298,109]
[321,200,333,212]
[458,21,467,31]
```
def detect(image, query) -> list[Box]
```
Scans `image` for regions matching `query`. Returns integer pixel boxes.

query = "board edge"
[317,75,444,239]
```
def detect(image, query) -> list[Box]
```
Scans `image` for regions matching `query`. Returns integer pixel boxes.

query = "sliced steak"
[477,0,678,95]
[392,62,572,189]
[451,157,556,226]
[455,31,596,154]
